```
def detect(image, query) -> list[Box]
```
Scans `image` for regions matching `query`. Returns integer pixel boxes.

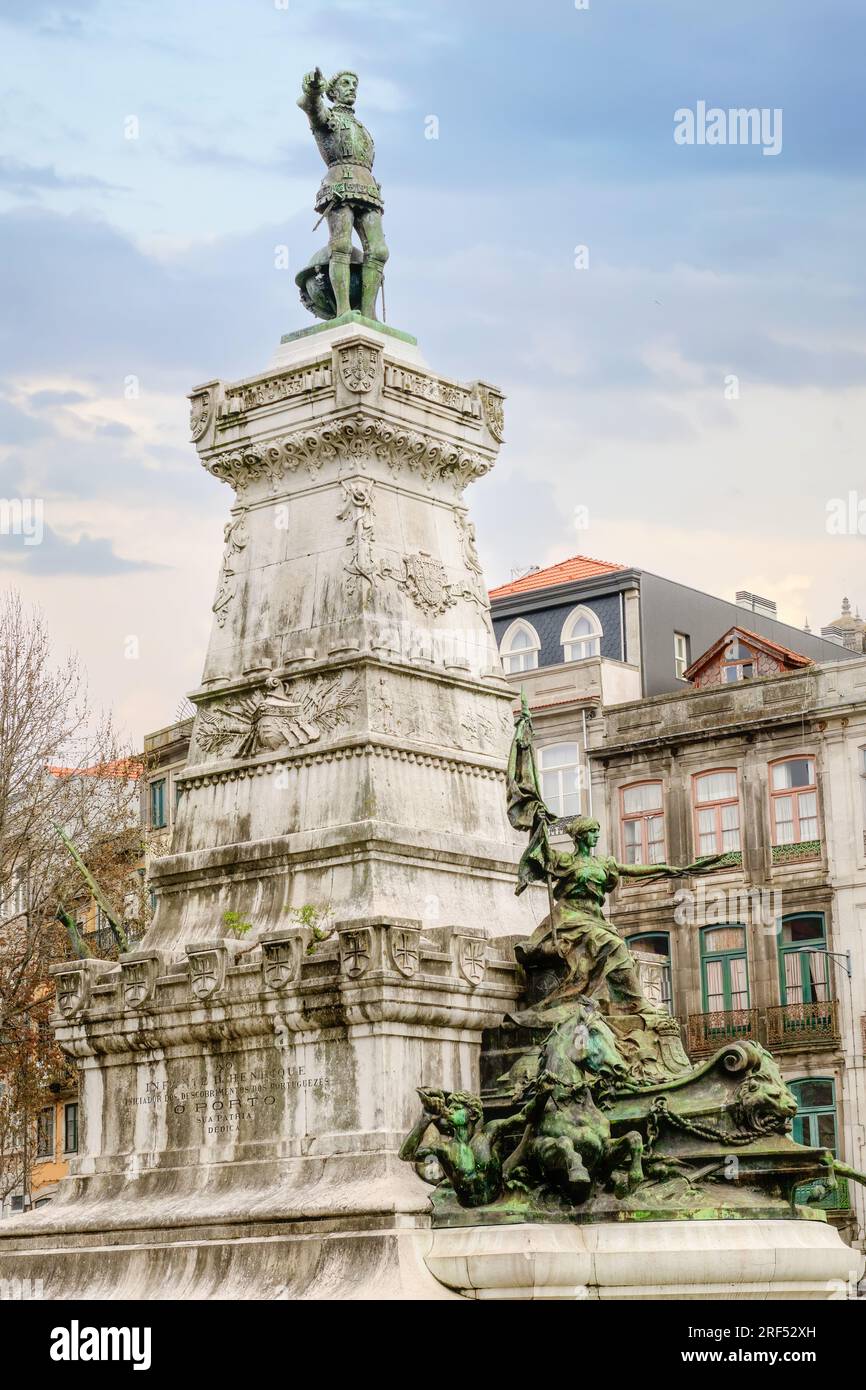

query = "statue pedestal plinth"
[424,1220,864,1301]
[0,324,537,1300]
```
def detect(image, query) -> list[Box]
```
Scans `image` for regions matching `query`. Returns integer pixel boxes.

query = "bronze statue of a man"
[297,67,389,320]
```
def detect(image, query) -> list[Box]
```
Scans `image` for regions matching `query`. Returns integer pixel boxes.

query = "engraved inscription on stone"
[130,1063,328,1138]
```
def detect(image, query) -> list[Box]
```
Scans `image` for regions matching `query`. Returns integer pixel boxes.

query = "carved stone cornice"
[200,415,493,496]
[382,362,483,424]
[219,359,333,419]
[176,737,509,791]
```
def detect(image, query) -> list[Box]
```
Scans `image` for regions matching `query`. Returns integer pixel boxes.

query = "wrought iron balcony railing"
[685,1001,841,1058]
[794,1176,851,1212]
[765,1001,840,1049]
[686,1007,760,1056]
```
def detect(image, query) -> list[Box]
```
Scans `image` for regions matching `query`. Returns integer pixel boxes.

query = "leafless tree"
[0,590,144,1209]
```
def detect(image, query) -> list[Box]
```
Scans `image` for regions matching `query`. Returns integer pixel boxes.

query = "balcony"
[765,1001,841,1050]
[793,1176,851,1212]
[686,1008,760,1056]
[685,1001,841,1059]
[771,839,821,866]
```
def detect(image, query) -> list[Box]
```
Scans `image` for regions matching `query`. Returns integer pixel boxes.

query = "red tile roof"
[683,624,812,680]
[489,554,625,599]
[47,757,143,781]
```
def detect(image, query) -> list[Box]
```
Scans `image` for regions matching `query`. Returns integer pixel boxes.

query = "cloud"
[0,0,95,34]
[0,157,119,196]
[0,522,163,576]
[27,388,90,408]
[0,394,50,443]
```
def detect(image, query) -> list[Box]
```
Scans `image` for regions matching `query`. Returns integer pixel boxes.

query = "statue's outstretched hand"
[303,66,325,92]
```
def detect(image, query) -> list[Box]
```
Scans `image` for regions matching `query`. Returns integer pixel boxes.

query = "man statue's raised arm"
[297,66,328,128]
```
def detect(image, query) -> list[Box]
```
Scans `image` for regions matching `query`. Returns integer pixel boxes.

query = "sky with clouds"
[1,0,865,742]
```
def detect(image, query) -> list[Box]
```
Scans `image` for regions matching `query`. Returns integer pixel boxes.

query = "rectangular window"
[150,779,166,829]
[779,916,831,1006]
[694,771,740,855]
[626,932,674,1012]
[770,758,817,844]
[95,905,114,953]
[620,782,665,864]
[64,1102,78,1155]
[36,1107,55,1159]
[539,743,581,818]
[674,632,689,680]
[700,925,750,1013]
[791,1080,837,1152]
[2,870,27,921]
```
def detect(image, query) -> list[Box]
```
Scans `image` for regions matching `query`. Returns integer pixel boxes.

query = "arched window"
[499,619,540,674]
[625,931,673,1011]
[722,636,756,683]
[560,605,602,662]
[769,757,818,845]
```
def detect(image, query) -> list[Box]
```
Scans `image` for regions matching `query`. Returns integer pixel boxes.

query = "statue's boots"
[361,255,386,319]
[329,251,352,317]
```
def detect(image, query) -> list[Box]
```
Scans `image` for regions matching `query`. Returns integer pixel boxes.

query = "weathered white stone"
[425,1221,865,1300]
[148,322,530,957]
[0,327,536,1300]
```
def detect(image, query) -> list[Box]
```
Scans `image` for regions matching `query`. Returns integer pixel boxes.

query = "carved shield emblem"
[56,971,85,1018]
[389,928,420,978]
[403,552,452,615]
[340,928,371,979]
[457,937,486,988]
[262,938,301,992]
[189,390,213,442]
[122,961,151,1009]
[338,344,379,394]
[189,950,222,1001]
[480,386,505,442]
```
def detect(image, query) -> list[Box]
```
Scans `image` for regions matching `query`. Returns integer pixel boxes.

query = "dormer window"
[499,619,541,674]
[722,637,755,683]
[561,606,602,662]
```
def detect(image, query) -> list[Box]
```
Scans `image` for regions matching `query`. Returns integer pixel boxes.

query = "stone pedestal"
[0,319,537,1300]
[152,315,530,956]
[425,1221,865,1300]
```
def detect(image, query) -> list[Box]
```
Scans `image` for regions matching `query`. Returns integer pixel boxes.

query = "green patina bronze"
[399,1087,549,1209]
[296,68,388,322]
[400,692,866,1227]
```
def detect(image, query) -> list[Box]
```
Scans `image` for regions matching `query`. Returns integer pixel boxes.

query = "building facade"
[141,717,194,873]
[591,656,866,1247]
[490,555,855,702]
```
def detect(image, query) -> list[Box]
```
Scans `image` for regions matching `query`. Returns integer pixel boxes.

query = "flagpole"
[520,688,559,950]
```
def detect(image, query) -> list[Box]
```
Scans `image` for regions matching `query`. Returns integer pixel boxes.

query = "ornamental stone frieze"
[192,669,362,762]
[200,415,493,497]
[49,924,518,1050]
[188,331,504,502]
